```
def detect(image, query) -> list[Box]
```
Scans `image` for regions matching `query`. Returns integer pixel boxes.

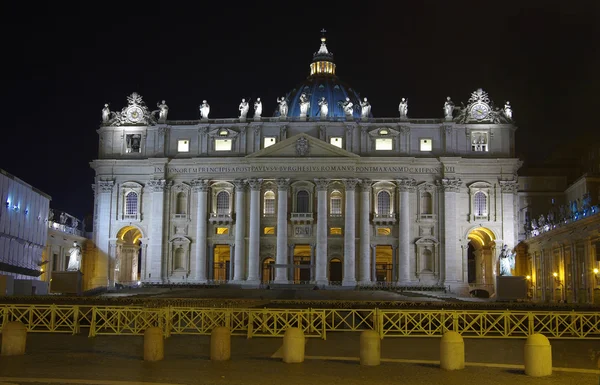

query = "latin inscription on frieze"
[155,165,443,175]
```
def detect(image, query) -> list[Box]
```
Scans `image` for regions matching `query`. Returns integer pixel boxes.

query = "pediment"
[247,133,359,158]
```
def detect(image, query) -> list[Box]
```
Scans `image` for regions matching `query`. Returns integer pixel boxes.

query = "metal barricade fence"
[1,305,599,340]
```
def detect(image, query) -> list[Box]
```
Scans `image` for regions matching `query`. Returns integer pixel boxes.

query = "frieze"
[396,178,417,192]
[499,180,518,193]
[191,179,210,192]
[97,180,114,193]
[437,178,462,192]
[154,165,444,175]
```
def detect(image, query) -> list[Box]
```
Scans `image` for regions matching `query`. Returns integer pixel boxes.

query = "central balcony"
[372,213,396,225]
[290,212,314,225]
[209,213,233,225]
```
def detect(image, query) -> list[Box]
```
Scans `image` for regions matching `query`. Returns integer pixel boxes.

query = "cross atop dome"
[311,29,336,76]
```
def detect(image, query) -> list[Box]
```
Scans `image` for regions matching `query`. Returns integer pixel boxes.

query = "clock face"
[126,106,143,122]
[471,103,490,120]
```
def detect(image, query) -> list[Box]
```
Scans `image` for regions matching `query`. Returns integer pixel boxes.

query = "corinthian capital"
[247,178,263,190]
[191,179,210,192]
[436,178,462,192]
[97,180,114,193]
[276,178,290,190]
[233,179,247,191]
[359,179,372,192]
[396,178,417,192]
[147,179,168,192]
[342,178,359,190]
[499,180,518,193]
[314,178,330,191]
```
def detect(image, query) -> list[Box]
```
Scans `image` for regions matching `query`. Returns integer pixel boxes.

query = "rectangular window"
[216,227,229,235]
[264,137,276,148]
[215,139,232,151]
[177,139,190,152]
[375,138,393,150]
[330,137,343,148]
[125,134,141,153]
[420,139,432,151]
[330,198,342,215]
[471,132,488,152]
[330,227,342,235]
[264,226,275,235]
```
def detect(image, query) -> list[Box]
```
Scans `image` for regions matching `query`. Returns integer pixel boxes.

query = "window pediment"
[368,127,400,138]
[468,181,492,190]
[208,127,239,138]
[415,237,439,245]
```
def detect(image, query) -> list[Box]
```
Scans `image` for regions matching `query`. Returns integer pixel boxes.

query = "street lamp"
[593,268,599,285]
[553,272,562,286]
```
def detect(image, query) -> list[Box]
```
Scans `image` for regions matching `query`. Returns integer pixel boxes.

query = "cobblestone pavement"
[0,333,598,385]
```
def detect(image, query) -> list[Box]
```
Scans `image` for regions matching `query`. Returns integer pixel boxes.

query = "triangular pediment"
[247,133,359,158]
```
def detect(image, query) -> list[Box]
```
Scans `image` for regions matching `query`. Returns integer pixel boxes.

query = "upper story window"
[474,191,487,216]
[216,191,230,214]
[420,139,432,151]
[377,191,391,215]
[263,190,275,215]
[125,134,141,153]
[264,137,276,148]
[296,190,310,213]
[420,191,432,215]
[330,190,342,216]
[125,192,138,216]
[177,139,190,152]
[471,133,488,152]
[175,192,187,215]
[375,138,393,150]
[330,137,343,148]
[215,139,232,151]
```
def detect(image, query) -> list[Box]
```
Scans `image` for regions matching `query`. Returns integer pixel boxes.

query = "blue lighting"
[5,200,9,208]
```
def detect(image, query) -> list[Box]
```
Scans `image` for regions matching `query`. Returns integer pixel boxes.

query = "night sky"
[1,1,597,220]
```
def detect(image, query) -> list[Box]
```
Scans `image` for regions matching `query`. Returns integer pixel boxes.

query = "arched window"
[377,191,391,215]
[421,191,432,215]
[474,191,487,216]
[176,192,187,214]
[264,190,275,215]
[125,192,138,215]
[174,247,184,270]
[216,191,230,215]
[330,190,342,215]
[296,190,309,213]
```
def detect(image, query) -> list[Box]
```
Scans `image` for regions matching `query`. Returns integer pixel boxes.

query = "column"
[208,244,214,280]
[93,180,113,287]
[359,179,372,284]
[439,178,462,286]
[314,178,330,285]
[396,178,416,284]
[229,244,235,281]
[370,244,377,282]
[343,178,359,286]
[500,181,518,249]
[232,179,246,282]
[192,179,210,283]
[274,178,290,283]
[310,243,316,281]
[146,179,168,283]
[246,178,262,284]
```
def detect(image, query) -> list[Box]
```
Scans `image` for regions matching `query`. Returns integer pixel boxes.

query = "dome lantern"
[310,29,336,76]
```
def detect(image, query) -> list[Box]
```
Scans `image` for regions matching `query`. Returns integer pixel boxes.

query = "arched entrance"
[261,257,274,283]
[329,258,342,283]
[293,244,311,283]
[115,226,143,285]
[466,227,496,297]
[375,245,393,282]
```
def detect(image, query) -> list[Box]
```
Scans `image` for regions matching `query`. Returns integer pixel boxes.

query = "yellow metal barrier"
[1,305,599,340]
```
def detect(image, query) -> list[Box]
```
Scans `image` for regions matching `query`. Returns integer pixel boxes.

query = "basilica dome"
[277,34,370,119]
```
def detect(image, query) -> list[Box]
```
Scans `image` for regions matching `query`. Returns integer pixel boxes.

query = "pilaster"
[342,178,359,286]
[247,178,263,285]
[232,179,247,282]
[93,180,113,288]
[146,179,170,283]
[438,178,463,289]
[192,179,210,283]
[396,178,416,284]
[314,178,330,285]
[358,179,372,284]
[274,178,290,283]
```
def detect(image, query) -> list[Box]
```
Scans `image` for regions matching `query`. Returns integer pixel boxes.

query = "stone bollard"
[210,326,231,361]
[282,327,305,363]
[359,330,380,366]
[1,321,27,356]
[143,327,164,362]
[439,331,464,370]
[524,334,552,377]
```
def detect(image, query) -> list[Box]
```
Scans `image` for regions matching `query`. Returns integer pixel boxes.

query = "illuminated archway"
[115,226,143,285]
[466,227,496,297]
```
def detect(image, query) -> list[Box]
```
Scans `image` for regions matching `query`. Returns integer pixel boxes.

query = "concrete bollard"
[282,327,305,363]
[524,334,552,377]
[439,331,464,370]
[210,326,231,361]
[143,327,164,362]
[359,330,380,366]
[1,321,27,356]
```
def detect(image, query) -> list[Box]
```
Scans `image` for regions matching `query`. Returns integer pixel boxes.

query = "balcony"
[290,212,314,224]
[372,213,396,225]
[209,213,233,225]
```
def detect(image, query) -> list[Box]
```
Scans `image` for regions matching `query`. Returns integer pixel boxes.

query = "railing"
[166,117,446,125]
[1,304,599,340]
